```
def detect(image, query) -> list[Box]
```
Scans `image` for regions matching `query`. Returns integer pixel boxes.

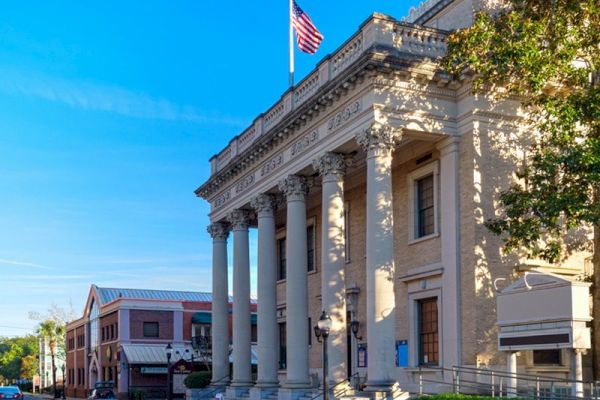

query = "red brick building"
[65,285,256,399]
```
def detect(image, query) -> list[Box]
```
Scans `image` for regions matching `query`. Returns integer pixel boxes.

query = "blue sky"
[0,1,420,337]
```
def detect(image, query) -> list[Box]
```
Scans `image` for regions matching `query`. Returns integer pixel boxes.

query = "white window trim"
[408,288,442,368]
[407,160,440,244]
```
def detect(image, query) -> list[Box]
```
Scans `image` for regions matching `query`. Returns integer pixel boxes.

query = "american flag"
[291,0,323,54]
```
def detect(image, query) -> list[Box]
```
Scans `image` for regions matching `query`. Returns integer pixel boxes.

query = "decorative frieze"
[291,131,319,157]
[207,222,230,241]
[278,175,309,201]
[214,190,232,209]
[260,154,284,177]
[328,100,361,132]
[313,152,346,177]
[355,123,401,154]
[235,174,255,194]
[227,209,252,230]
[250,194,276,215]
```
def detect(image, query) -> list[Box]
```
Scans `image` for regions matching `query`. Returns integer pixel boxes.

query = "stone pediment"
[500,271,575,294]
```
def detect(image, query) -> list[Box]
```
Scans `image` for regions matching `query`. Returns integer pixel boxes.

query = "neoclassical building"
[196,1,592,398]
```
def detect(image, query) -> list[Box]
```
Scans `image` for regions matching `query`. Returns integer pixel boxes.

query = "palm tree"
[38,319,65,396]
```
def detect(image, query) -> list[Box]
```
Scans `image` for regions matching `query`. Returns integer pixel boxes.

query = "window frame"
[408,288,442,368]
[417,297,439,366]
[278,322,287,370]
[142,321,160,338]
[407,161,440,243]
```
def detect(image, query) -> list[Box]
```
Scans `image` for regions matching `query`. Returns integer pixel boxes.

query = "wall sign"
[357,343,367,368]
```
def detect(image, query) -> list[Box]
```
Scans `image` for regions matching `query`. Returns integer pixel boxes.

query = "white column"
[438,137,461,372]
[278,175,311,388]
[228,210,253,387]
[250,194,279,388]
[207,222,231,386]
[506,351,517,397]
[355,123,399,391]
[313,152,347,384]
[572,349,584,398]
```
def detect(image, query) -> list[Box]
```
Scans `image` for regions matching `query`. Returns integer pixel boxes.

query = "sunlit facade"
[196,1,592,399]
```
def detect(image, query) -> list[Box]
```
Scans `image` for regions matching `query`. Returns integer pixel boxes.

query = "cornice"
[196,40,461,202]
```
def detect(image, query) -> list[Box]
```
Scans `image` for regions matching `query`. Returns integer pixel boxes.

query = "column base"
[227,385,253,400]
[250,386,279,400]
[277,387,314,400]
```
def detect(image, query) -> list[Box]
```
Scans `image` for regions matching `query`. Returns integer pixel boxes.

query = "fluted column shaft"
[228,210,253,387]
[251,195,279,388]
[356,123,399,390]
[278,175,311,388]
[314,153,347,383]
[208,222,230,386]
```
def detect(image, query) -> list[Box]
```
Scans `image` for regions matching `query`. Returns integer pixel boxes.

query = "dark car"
[88,381,115,400]
[0,387,24,399]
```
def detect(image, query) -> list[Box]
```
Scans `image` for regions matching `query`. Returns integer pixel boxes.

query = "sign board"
[357,343,367,367]
[140,367,167,374]
[396,340,408,367]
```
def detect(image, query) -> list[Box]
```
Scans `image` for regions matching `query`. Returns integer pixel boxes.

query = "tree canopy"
[0,335,38,383]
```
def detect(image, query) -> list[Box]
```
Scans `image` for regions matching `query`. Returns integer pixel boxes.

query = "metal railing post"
[499,377,503,398]
[491,371,495,398]
[536,377,540,400]
[452,367,457,394]
[550,381,555,400]
[419,367,423,396]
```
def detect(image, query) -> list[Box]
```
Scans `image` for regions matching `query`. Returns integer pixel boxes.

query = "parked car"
[0,386,24,399]
[87,381,115,400]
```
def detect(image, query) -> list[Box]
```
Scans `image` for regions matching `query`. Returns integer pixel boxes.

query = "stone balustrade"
[210,13,448,175]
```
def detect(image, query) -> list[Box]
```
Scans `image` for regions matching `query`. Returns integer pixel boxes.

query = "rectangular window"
[277,238,286,280]
[110,324,114,340]
[143,322,160,338]
[115,323,119,339]
[251,324,257,343]
[416,175,435,238]
[307,225,315,272]
[418,297,439,366]
[344,202,350,263]
[533,349,561,365]
[101,327,105,341]
[278,322,287,370]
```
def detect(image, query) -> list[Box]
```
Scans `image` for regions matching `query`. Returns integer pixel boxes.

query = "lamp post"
[314,311,332,400]
[165,343,173,400]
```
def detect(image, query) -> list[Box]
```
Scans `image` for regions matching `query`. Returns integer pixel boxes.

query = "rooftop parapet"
[206,13,448,178]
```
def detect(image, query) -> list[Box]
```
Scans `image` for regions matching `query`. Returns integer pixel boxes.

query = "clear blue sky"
[0,1,420,337]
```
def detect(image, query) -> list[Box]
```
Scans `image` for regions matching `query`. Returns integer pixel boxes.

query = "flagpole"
[289,0,294,88]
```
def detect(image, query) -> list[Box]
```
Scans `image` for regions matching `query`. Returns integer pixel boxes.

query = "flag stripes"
[291,1,323,54]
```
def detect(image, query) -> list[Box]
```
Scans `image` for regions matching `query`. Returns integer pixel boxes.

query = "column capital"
[313,152,346,178]
[355,123,401,154]
[227,209,252,230]
[207,222,229,241]
[437,136,460,156]
[278,175,309,201]
[250,194,276,216]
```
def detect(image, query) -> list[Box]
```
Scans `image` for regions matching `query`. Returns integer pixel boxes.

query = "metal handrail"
[453,364,595,385]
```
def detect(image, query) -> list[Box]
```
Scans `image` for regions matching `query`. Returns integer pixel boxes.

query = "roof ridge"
[96,286,212,294]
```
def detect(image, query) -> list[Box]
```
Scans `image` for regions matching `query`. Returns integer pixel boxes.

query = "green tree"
[37,320,65,393]
[0,335,38,382]
[444,0,600,374]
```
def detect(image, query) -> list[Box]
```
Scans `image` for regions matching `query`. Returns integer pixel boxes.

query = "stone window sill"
[408,232,440,246]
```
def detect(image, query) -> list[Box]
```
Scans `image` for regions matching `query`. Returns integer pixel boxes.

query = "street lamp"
[165,343,173,400]
[313,311,332,400]
[350,319,362,340]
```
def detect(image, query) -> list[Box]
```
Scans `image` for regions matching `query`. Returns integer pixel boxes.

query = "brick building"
[65,285,256,399]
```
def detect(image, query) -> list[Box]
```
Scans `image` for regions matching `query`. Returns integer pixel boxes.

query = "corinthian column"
[207,222,230,386]
[313,152,347,383]
[227,209,253,387]
[355,123,400,391]
[250,194,279,388]
[278,175,311,389]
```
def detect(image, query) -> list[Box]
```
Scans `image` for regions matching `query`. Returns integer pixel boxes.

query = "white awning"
[121,344,193,365]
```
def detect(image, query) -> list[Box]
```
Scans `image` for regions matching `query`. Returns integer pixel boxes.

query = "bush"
[129,388,146,400]
[184,371,212,389]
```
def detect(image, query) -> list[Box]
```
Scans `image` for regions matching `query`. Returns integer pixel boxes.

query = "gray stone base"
[249,386,279,400]
[226,385,252,400]
[277,387,315,400]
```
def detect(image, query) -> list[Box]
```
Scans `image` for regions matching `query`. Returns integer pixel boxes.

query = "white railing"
[211,14,448,174]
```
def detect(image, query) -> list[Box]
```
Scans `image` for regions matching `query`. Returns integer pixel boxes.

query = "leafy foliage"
[0,335,38,383]
[37,319,66,393]
[183,371,212,389]
[444,0,600,263]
